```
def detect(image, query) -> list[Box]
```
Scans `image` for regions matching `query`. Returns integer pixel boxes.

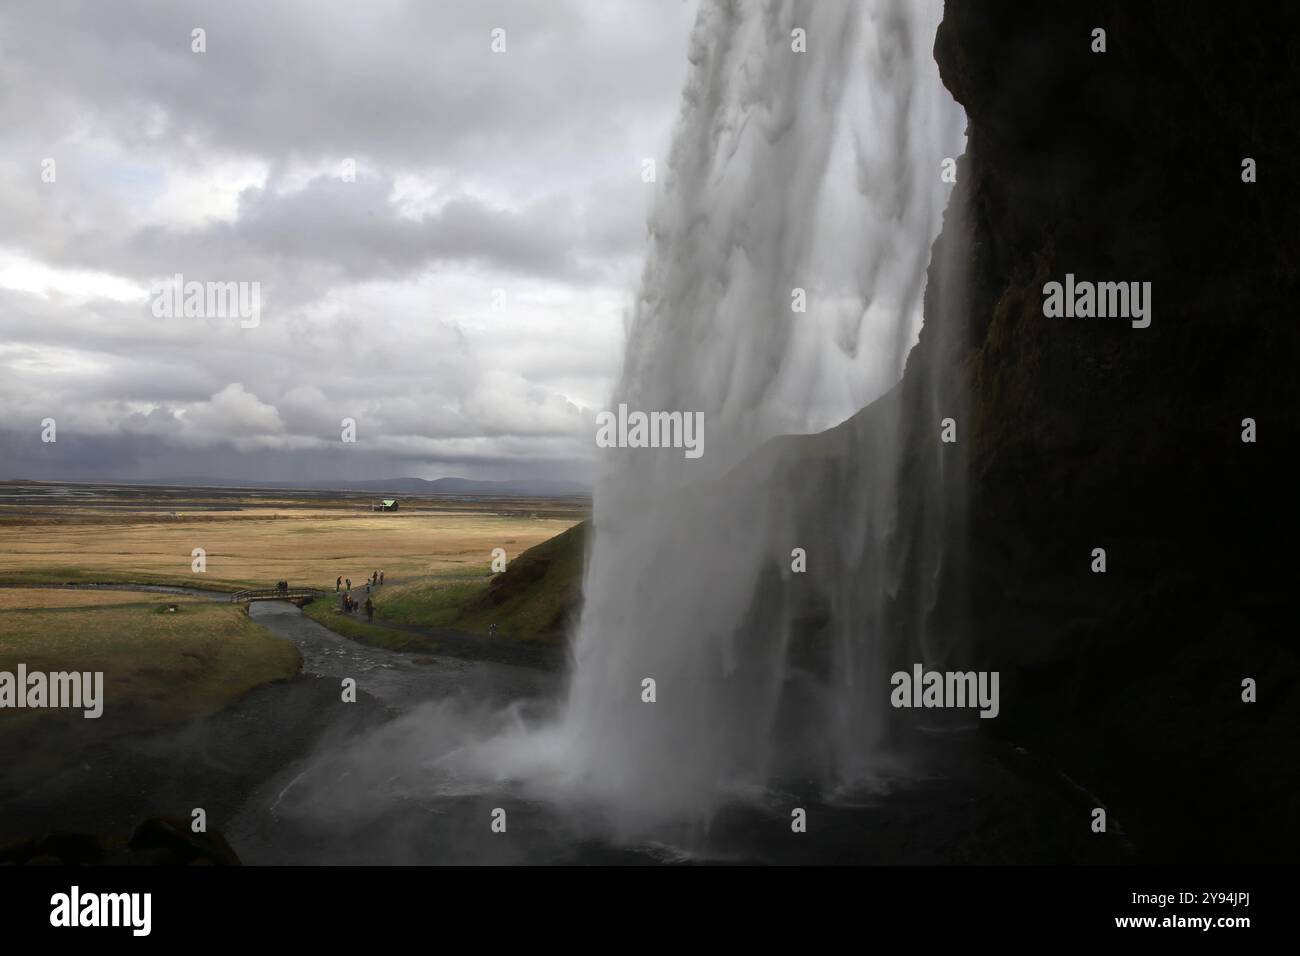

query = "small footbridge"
[231,586,326,604]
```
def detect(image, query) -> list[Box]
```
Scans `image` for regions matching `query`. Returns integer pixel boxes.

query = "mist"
[280,0,967,844]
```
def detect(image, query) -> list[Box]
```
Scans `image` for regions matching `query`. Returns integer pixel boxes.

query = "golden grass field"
[0,503,581,592]
[0,486,587,788]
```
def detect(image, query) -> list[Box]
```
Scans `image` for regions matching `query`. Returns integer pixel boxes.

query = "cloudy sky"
[0,0,699,484]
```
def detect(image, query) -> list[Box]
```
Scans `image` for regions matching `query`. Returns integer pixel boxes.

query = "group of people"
[335,570,384,592]
[340,591,374,622]
[335,570,385,623]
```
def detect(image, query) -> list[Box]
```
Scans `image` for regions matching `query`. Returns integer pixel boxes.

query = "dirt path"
[0,582,228,599]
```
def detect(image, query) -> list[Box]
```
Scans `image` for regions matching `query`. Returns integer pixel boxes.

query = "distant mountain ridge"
[119,475,591,497]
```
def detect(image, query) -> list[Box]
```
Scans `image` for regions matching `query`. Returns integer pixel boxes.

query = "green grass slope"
[332,520,587,646]
[453,520,586,642]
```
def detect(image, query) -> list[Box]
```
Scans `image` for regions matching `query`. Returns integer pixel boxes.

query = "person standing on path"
[364,597,374,623]
[336,576,341,592]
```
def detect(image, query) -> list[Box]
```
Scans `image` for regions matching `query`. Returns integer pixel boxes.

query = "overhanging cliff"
[913,0,1300,861]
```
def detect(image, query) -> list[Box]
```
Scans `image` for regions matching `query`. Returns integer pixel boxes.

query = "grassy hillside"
[0,589,302,790]
[317,521,588,647]
[455,519,587,641]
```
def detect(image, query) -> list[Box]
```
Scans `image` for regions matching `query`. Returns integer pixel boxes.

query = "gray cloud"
[0,0,697,482]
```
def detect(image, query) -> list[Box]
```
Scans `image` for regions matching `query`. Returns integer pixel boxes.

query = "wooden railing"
[230,587,325,603]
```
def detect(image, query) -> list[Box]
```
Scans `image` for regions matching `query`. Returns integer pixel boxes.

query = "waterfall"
[470,0,967,836]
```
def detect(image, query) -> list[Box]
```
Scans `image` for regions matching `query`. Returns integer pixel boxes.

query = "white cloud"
[0,252,147,303]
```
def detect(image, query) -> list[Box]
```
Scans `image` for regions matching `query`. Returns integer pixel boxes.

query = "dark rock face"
[126,816,241,866]
[0,817,240,865]
[917,0,1299,861]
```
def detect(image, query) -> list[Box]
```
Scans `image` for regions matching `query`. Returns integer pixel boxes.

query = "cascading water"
[471,0,969,834]
[258,0,972,860]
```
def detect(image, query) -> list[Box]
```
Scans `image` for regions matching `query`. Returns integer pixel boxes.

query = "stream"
[1,592,1131,864]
